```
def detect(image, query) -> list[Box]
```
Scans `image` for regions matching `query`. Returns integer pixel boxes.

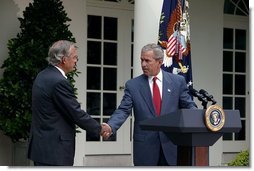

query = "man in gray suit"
[27,40,102,166]
[102,43,197,166]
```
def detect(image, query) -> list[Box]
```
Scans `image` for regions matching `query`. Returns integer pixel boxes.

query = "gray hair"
[141,43,164,60]
[47,40,76,66]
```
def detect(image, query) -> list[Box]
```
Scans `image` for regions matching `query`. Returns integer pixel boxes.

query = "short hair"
[141,43,164,60]
[47,40,76,66]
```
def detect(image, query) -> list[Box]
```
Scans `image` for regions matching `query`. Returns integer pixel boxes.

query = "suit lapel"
[161,71,173,116]
[139,75,156,116]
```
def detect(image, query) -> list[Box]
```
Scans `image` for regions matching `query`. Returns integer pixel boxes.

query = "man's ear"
[159,59,163,65]
[62,56,67,64]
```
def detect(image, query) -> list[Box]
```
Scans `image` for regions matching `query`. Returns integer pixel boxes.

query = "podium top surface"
[139,109,241,133]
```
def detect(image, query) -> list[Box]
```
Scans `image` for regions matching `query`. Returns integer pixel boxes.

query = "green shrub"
[228,150,249,166]
[0,0,77,142]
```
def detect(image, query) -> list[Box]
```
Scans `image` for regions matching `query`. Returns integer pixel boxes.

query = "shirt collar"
[148,69,162,82]
[54,66,67,79]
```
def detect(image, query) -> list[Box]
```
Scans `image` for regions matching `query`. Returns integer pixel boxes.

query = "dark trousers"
[157,145,170,166]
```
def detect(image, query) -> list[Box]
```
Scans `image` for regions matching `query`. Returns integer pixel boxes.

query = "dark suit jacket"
[107,70,197,166]
[27,65,101,166]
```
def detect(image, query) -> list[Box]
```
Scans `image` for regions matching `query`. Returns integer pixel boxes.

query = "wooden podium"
[139,109,242,166]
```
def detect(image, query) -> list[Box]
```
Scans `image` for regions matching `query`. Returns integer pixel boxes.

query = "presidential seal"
[205,105,225,132]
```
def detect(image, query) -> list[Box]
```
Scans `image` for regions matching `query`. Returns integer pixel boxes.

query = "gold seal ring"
[205,105,225,132]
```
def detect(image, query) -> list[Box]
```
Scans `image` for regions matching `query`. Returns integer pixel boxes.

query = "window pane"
[103,93,116,116]
[235,52,246,73]
[131,19,134,42]
[235,97,246,117]
[235,120,245,140]
[87,92,101,116]
[86,118,100,141]
[224,0,235,14]
[236,1,249,16]
[223,51,233,72]
[235,75,245,95]
[223,133,233,140]
[103,68,117,90]
[104,17,117,40]
[104,42,117,65]
[223,28,233,49]
[87,67,101,90]
[223,97,233,109]
[87,41,101,64]
[235,29,246,50]
[131,44,134,68]
[130,118,133,141]
[223,74,233,94]
[88,15,101,39]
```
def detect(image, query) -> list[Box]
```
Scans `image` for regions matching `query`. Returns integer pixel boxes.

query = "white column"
[133,0,163,77]
[62,0,87,166]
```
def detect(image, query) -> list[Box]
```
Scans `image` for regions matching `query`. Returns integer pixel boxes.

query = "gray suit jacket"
[27,65,101,166]
[108,70,197,166]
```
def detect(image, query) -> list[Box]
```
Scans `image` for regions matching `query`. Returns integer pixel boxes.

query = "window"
[222,0,249,148]
[87,15,118,141]
[85,5,134,154]
[224,0,249,16]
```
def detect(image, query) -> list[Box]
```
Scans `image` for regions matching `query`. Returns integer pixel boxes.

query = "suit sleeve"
[178,76,197,109]
[52,79,101,137]
[107,81,133,135]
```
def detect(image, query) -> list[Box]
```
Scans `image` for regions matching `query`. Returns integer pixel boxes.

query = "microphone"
[199,89,217,105]
[189,87,208,104]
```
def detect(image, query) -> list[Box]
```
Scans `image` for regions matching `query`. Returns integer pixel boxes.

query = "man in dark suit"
[27,40,102,166]
[102,43,197,166]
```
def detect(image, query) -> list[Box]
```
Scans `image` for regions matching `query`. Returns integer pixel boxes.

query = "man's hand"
[100,123,112,140]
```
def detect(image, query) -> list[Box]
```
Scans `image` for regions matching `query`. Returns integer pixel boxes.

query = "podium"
[139,109,242,166]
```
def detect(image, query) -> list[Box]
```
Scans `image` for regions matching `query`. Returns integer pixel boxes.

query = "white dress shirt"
[148,69,163,98]
[54,66,67,79]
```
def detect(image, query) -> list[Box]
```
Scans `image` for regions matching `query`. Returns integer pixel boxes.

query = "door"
[85,2,134,155]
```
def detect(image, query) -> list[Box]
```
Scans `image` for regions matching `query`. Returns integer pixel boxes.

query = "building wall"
[0,0,245,166]
[0,131,12,165]
[0,0,27,166]
[190,0,224,166]
[0,0,20,77]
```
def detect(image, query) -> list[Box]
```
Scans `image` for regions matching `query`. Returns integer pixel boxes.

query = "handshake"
[100,123,112,140]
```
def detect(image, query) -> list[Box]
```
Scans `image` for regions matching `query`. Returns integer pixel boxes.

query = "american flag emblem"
[158,0,193,87]
[166,31,187,59]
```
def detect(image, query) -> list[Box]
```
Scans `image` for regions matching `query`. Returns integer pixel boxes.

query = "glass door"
[85,5,134,154]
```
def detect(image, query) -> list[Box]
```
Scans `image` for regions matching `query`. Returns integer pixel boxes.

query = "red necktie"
[153,77,161,116]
